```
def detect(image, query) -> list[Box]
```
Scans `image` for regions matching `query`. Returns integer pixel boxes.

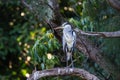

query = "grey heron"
[62,22,76,67]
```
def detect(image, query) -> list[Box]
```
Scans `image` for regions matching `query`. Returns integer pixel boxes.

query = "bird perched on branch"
[61,22,76,67]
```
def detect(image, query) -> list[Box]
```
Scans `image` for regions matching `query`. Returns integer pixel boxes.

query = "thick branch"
[107,0,120,11]
[75,29,120,38]
[55,28,120,38]
[27,68,99,80]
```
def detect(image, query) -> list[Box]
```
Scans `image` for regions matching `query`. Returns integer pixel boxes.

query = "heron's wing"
[73,31,76,49]
[62,35,67,52]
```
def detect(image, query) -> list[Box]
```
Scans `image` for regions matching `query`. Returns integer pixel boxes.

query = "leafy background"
[0,0,120,80]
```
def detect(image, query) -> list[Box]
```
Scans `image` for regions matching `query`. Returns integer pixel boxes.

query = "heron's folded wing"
[62,35,67,52]
[73,31,76,47]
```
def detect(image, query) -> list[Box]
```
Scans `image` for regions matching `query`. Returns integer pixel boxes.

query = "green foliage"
[0,1,46,79]
[0,0,60,79]
[30,30,60,69]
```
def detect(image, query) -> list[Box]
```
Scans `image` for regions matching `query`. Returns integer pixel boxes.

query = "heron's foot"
[67,62,74,68]
[66,63,70,68]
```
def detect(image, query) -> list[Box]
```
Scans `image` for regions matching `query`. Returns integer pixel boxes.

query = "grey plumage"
[62,22,76,67]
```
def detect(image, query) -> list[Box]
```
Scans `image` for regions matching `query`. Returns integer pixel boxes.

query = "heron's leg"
[66,47,69,67]
[71,55,74,68]
[66,53,68,67]
[66,59,68,67]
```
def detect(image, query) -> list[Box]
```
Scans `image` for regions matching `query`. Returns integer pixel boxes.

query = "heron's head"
[54,22,72,30]
[62,22,72,31]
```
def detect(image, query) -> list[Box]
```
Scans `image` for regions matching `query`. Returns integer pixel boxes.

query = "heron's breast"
[66,38,74,48]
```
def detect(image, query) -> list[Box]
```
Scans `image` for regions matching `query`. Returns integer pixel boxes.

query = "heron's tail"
[67,52,72,61]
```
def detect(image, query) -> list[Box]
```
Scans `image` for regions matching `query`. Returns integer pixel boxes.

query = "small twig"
[21,0,32,10]
[68,56,81,67]
[45,3,54,11]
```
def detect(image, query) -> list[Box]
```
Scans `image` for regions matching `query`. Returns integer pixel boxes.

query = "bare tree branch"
[75,28,120,38]
[27,68,100,80]
[55,27,120,38]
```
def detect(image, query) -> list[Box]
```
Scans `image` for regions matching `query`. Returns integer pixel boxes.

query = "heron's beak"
[54,26,64,30]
